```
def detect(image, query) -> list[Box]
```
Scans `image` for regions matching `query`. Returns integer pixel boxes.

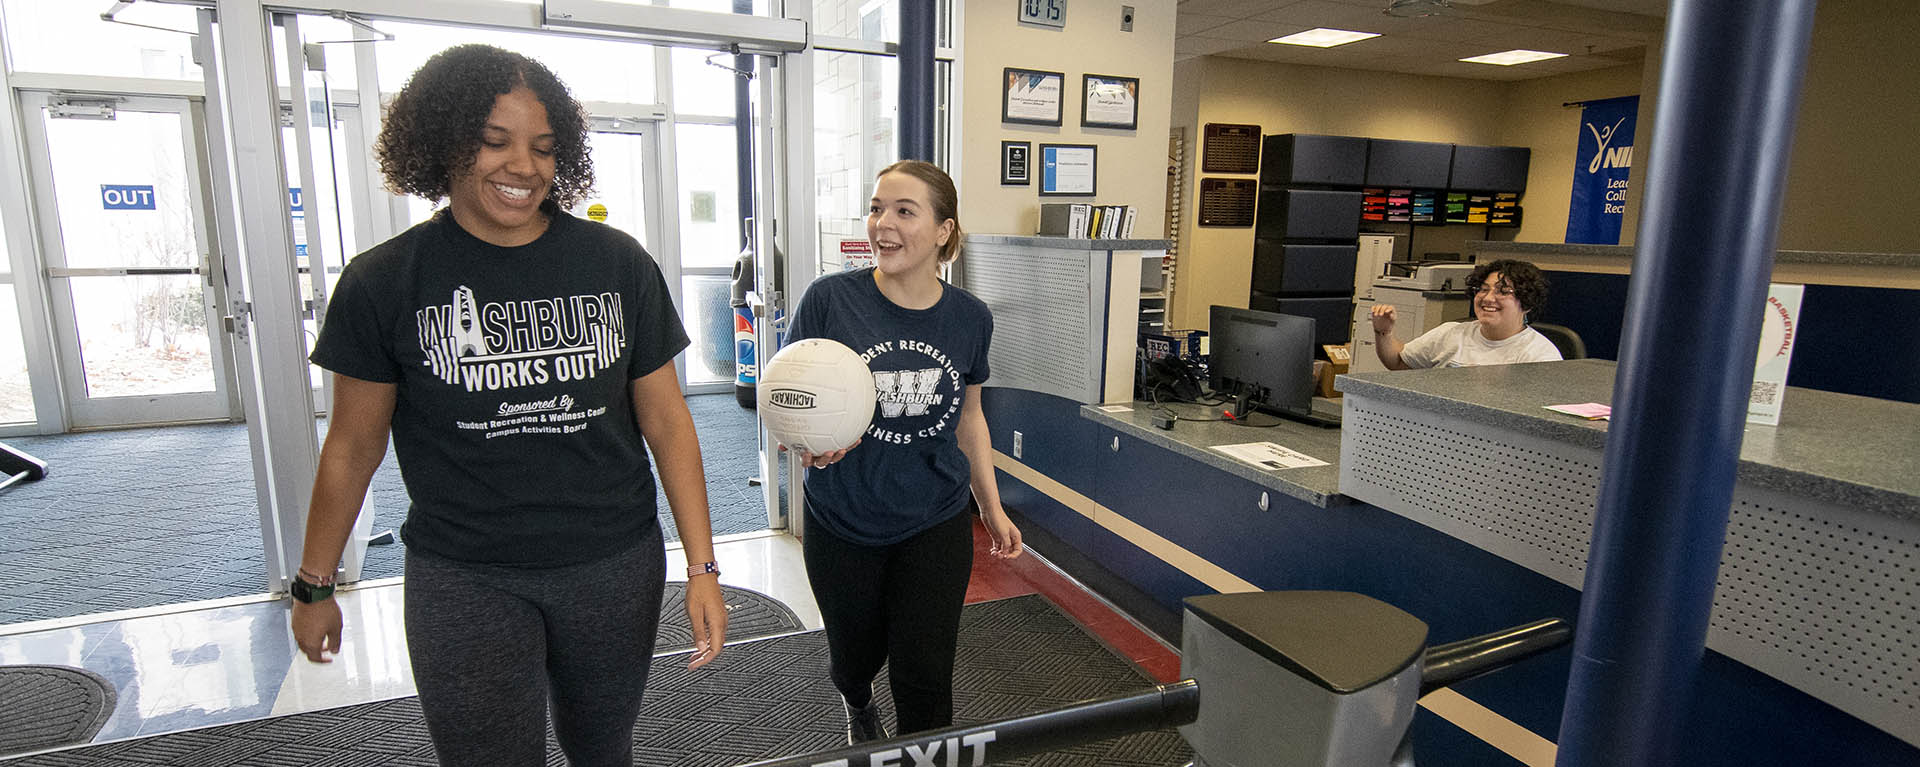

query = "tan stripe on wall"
[992,449,1559,763]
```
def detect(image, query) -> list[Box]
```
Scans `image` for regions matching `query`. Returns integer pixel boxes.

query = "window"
[2,0,201,79]
[374,22,656,104]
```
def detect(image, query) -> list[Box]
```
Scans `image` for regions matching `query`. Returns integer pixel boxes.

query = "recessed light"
[1459,49,1569,66]
[1268,28,1381,48]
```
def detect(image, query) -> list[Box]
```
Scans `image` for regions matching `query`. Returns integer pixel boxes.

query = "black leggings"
[803,506,974,735]
[404,522,666,767]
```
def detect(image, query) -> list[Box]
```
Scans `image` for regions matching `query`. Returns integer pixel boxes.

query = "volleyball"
[757,338,877,454]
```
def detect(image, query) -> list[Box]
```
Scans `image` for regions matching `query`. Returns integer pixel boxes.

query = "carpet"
[0,666,116,757]
[5,595,1191,766]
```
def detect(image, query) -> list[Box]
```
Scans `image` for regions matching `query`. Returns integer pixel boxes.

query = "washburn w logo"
[768,389,816,409]
[874,368,944,418]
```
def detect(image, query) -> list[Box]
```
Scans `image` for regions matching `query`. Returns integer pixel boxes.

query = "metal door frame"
[18,90,236,429]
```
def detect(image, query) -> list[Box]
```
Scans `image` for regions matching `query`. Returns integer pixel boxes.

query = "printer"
[1371,262,1475,293]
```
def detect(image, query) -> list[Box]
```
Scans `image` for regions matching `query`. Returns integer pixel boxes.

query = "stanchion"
[733,681,1199,767]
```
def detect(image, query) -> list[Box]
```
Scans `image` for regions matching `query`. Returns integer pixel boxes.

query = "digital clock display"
[1019,0,1066,28]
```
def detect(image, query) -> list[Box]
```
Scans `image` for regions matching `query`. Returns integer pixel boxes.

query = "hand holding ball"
[757,339,877,455]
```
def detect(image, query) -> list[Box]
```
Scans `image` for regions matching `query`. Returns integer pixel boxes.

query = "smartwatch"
[290,574,335,603]
[686,561,720,578]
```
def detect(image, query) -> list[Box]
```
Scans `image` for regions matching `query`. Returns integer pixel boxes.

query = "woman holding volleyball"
[783,159,1022,743]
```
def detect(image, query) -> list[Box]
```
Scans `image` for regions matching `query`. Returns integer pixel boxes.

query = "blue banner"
[100,184,155,210]
[1565,95,1638,244]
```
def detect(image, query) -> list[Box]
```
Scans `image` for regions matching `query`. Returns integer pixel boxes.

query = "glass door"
[21,92,233,428]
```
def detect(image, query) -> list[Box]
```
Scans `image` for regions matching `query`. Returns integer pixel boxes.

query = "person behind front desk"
[1370,258,1563,370]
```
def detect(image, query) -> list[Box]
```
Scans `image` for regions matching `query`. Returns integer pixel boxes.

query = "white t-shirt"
[1399,321,1563,369]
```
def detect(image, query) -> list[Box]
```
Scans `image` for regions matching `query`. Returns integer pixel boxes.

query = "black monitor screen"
[1209,305,1316,419]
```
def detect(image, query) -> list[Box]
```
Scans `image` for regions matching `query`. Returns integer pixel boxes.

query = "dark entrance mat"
[8,595,1191,766]
[659,582,806,653]
[0,665,117,757]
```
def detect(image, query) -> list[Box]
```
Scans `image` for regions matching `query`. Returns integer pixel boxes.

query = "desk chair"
[1530,323,1586,360]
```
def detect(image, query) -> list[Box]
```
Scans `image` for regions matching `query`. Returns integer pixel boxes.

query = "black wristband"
[290,574,335,603]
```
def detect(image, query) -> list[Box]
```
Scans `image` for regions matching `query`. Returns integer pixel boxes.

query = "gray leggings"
[404,522,665,767]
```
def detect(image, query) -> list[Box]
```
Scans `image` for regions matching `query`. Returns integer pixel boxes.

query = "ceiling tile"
[1175,35,1257,58]
[1177,0,1293,18]
[1177,13,1240,36]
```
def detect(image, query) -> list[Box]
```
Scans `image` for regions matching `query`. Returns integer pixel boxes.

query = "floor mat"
[0,665,116,757]
[7,595,1192,766]
[658,583,805,653]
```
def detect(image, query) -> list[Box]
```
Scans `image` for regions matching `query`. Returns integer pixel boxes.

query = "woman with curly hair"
[1370,258,1563,369]
[289,44,727,766]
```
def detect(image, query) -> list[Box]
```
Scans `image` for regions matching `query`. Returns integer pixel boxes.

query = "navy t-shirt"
[785,268,993,545]
[310,208,688,567]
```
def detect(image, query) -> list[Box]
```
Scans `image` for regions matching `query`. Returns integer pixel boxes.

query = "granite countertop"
[1336,359,1920,519]
[970,234,1171,251]
[1081,400,1346,508]
[1469,240,1920,269]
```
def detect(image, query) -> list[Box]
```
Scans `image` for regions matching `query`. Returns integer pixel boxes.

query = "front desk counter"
[1078,399,1346,508]
[1029,360,1920,764]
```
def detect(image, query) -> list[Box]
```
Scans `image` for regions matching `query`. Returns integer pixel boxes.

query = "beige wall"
[1776,0,1920,252]
[957,0,1176,240]
[1167,56,1510,331]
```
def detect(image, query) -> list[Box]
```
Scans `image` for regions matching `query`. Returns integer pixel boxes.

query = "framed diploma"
[1081,74,1139,130]
[1039,143,1097,196]
[1002,68,1065,127]
[1001,141,1031,185]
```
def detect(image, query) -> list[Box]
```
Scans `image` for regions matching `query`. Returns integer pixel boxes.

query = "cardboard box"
[1314,353,1349,399]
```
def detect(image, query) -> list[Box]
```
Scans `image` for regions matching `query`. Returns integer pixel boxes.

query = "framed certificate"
[1001,141,1031,185]
[1039,143,1097,196]
[1002,68,1064,126]
[1081,74,1139,129]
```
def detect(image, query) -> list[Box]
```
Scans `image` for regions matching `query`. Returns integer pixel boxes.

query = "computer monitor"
[1209,305,1336,427]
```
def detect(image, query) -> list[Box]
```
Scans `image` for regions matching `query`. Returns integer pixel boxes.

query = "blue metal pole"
[1555,2,1818,765]
[898,1,935,161]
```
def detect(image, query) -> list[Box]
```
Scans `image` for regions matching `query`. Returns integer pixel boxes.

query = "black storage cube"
[1252,242,1358,294]
[1247,294,1355,349]
[1449,145,1531,192]
[1365,139,1453,188]
[1255,189,1362,240]
[1260,134,1368,187]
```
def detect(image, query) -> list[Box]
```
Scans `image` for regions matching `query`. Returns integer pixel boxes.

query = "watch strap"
[686,561,720,578]
[290,574,335,603]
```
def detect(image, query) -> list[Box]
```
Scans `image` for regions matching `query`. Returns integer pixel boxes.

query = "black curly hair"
[1467,258,1549,314]
[376,44,593,209]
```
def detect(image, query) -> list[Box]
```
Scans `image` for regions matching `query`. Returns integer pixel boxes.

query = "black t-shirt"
[785,268,992,545]
[311,209,688,566]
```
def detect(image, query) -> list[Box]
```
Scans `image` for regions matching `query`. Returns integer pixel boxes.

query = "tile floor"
[0,523,1177,753]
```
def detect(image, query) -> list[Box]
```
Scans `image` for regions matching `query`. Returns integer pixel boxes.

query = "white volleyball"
[757,338,878,454]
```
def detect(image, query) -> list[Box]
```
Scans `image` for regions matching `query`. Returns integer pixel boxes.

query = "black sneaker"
[844,698,887,744]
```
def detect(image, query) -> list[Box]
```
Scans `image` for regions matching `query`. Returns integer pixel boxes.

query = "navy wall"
[1531,271,1920,404]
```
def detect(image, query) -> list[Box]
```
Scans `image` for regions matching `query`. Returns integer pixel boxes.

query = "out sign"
[101,184,156,210]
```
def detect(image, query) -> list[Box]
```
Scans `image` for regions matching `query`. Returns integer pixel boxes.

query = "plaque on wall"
[1199,178,1256,227]
[1202,123,1261,174]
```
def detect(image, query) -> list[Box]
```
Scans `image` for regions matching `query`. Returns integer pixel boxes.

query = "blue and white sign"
[101,184,156,210]
[288,187,303,213]
[1564,95,1638,244]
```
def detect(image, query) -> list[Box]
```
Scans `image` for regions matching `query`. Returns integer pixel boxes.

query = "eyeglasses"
[1473,285,1516,297]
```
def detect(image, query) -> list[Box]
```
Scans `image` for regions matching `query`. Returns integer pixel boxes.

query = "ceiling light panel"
[1459,49,1569,65]
[1269,28,1381,48]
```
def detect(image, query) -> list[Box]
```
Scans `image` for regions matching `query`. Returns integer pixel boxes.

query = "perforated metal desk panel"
[1335,359,1920,748]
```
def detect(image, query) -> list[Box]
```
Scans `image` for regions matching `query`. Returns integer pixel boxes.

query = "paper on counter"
[1211,442,1330,471]
[1095,405,1133,413]
[1544,402,1612,420]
